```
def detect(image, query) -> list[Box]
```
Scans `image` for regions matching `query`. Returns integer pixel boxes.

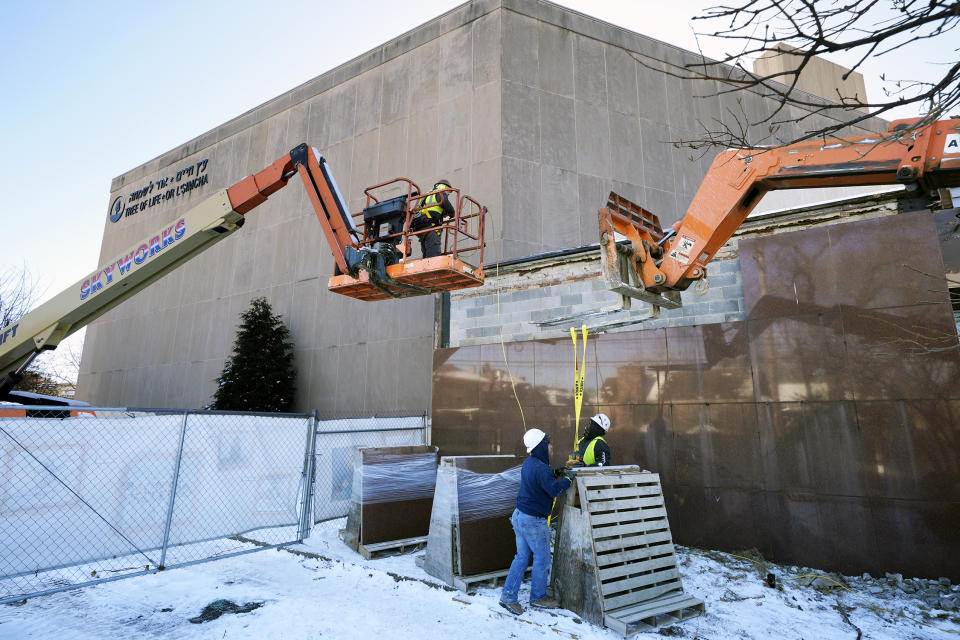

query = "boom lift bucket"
[328,178,486,300]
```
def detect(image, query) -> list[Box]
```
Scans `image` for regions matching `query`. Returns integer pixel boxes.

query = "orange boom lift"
[0,144,486,401]
[599,117,960,312]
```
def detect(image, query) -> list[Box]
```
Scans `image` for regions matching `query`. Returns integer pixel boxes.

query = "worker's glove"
[563,470,577,482]
[553,467,565,478]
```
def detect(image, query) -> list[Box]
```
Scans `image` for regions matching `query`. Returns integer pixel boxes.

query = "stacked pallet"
[551,467,704,635]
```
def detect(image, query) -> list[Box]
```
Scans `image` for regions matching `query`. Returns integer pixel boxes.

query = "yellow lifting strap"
[550,324,587,528]
[571,324,587,450]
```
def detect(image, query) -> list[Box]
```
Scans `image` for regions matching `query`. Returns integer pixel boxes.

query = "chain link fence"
[0,407,426,604]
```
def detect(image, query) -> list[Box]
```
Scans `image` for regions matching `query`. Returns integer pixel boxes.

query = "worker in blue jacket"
[499,428,576,615]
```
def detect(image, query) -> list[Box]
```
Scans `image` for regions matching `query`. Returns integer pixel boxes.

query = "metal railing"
[0,407,426,603]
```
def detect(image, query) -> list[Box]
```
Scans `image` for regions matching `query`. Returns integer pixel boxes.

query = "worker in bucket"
[412,179,455,258]
[574,413,612,467]
[499,428,576,615]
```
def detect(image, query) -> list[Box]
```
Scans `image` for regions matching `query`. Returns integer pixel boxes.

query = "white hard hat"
[590,413,611,431]
[523,428,548,453]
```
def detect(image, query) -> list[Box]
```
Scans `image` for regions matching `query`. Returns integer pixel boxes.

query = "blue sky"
[0,0,948,307]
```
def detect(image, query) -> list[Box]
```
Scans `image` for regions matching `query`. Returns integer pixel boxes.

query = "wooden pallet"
[576,471,704,635]
[357,535,427,560]
[452,566,531,594]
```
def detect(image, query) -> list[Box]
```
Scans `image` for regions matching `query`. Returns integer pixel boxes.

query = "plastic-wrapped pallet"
[421,455,519,589]
[341,446,438,555]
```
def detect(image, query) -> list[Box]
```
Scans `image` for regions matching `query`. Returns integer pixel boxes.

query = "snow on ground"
[1,520,958,639]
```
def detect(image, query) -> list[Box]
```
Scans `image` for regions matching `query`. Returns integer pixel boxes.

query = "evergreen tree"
[211,297,296,412]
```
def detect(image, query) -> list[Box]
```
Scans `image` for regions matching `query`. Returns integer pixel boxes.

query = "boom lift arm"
[0,144,485,399]
[600,117,960,311]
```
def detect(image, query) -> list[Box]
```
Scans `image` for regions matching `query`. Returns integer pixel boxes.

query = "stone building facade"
[77,0,886,413]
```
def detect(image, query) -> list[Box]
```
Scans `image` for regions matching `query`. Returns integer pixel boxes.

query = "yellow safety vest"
[581,436,606,466]
[419,192,444,221]
[418,186,449,237]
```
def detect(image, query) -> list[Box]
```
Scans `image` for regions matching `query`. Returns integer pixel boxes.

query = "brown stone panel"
[800,402,866,496]
[868,498,960,579]
[856,400,959,502]
[740,225,842,319]
[359,447,438,546]
[761,491,830,570]
[628,404,675,483]
[756,402,810,492]
[671,403,708,488]
[841,305,960,401]
[817,495,880,576]
[827,211,950,312]
[433,346,481,412]
[454,456,520,577]
[480,340,538,408]
[699,487,769,553]
[662,484,709,549]
[535,404,577,463]
[533,338,582,407]
[747,313,851,402]
[664,323,754,403]
[700,403,763,490]
[595,329,666,406]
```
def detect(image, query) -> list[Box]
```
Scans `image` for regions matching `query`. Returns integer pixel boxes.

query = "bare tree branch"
[645,0,960,150]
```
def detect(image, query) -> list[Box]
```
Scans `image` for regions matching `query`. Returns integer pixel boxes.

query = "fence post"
[297,410,318,542]
[159,410,189,569]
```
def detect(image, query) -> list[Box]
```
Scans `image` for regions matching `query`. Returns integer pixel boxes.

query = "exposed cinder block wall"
[449,252,744,346]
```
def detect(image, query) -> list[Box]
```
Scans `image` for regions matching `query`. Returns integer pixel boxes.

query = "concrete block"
[706,273,736,289]
[440,24,473,97]
[355,69,384,135]
[380,55,413,125]
[640,118,678,193]
[606,45,639,116]
[502,81,540,162]
[469,157,501,239]
[472,80,501,163]
[610,111,644,186]
[696,313,727,326]
[333,343,368,414]
[350,129,380,199]
[409,41,441,113]
[573,34,606,106]
[644,186,680,225]
[541,165,580,250]
[578,173,611,246]
[540,92,577,171]
[637,60,669,125]
[407,107,439,182]
[538,21,574,97]
[502,9,538,87]
[664,75,699,135]
[502,157,541,246]
[397,336,433,412]
[366,340,400,409]
[438,93,472,172]
[575,99,610,178]
[472,11,501,87]
[709,299,741,315]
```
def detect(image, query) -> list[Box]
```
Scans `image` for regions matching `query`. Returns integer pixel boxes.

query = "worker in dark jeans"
[412,179,455,258]
[499,429,575,615]
[574,413,612,467]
